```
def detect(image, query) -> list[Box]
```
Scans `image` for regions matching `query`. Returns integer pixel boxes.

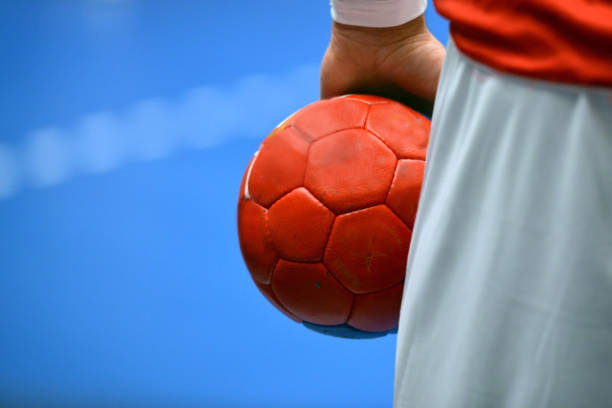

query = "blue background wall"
[0,2,448,406]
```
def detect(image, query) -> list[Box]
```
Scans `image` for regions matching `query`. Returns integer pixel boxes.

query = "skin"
[320,14,446,115]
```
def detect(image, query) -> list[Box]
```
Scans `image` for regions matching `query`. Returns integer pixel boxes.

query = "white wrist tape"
[330,0,426,28]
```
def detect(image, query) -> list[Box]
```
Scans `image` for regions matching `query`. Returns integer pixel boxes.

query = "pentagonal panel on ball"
[268,187,334,261]
[348,282,404,332]
[291,98,369,140]
[305,129,397,214]
[366,102,430,160]
[237,199,278,284]
[248,126,310,208]
[272,260,353,325]
[324,205,411,294]
[386,159,425,229]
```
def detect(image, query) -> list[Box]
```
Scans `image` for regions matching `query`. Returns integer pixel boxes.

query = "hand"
[320,15,445,115]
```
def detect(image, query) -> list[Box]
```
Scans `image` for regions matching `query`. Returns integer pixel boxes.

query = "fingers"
[321,68,435,116]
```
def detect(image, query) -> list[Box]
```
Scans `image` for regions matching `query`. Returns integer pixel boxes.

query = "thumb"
[319,52,356,100]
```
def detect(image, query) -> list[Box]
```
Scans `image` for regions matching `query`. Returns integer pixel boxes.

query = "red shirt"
[434,0,612,87]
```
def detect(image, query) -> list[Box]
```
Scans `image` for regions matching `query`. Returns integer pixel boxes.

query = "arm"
[321,0,445,114]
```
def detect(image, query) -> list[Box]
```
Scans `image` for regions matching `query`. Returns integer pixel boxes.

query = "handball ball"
[237,94,429,338]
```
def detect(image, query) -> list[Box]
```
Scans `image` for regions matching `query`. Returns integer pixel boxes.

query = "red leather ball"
[237,94,429,337]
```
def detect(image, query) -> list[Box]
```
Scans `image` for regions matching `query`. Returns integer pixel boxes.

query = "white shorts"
[394,39,612,407]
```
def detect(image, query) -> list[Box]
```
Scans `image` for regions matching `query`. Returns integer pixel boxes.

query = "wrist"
[331,14,428,48]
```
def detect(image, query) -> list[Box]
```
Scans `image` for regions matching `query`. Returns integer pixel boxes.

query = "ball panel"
[291,98,369,140]
[254,281,302,323]
[366,102,429,160]
[272,260,353,325]
[324,205,411,294]
[249,126,309,208]
[305,129,397,214]
[348,282,404,332]
[386,159,425,229]
[237,199,278,284]
[268,187,335,261]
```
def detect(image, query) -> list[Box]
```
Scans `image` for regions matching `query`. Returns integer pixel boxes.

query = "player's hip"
[394,38,612,408]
